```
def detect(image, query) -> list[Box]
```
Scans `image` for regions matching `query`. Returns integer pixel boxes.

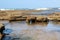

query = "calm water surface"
[0,20,60,40]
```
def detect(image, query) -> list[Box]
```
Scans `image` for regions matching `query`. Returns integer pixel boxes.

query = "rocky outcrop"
[0,10,41,20]
[9,16,27,21]
[26,16,36,23]
[36,16,48,22]
[48,12,60,21]
[0,10,60,21]
[26,16,49,23]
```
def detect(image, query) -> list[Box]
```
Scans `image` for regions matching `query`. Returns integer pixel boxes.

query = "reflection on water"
[27,22,48,26]
[51,21,60,25]
[1,21,60,40]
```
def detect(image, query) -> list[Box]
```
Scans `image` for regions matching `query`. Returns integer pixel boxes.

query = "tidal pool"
[0,20,60,40]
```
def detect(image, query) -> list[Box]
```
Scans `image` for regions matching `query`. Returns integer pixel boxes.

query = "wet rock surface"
[0,24,5,40]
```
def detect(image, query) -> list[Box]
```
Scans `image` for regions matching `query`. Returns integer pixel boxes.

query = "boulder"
[26,16,36,23]
[0,24,5,34]
[36,16,48,22]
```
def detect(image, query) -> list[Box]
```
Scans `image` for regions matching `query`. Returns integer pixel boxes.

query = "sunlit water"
[0,20,60,40]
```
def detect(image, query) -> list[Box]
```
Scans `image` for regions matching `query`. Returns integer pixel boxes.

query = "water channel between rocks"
[0,20,60,40]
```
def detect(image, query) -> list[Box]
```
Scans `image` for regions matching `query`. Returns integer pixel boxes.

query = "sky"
[0,0,60,9]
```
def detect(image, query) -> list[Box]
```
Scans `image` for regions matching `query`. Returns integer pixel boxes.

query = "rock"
[48,12,60,21]
[9,16,27,21]
[0,33,5,40]
[0,33,3,40]
[26,16,36,23]
[36,16,48,22]
[0,24,5,34]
